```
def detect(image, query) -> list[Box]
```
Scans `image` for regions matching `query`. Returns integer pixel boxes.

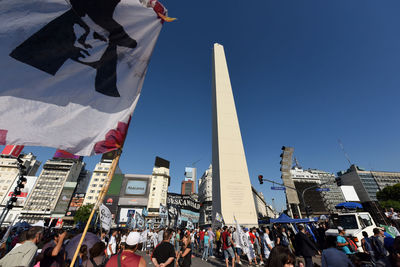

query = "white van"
[325,212,377,252]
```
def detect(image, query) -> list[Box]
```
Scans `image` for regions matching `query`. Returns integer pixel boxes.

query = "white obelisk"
[212,43,258,227]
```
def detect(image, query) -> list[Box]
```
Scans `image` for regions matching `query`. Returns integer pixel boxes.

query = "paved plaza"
[138,250,322,267]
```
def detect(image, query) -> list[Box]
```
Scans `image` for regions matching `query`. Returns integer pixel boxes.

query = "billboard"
[125,180,147,195]
[53,149,80,160]
[341,185,360,202]
[2,175,37,206]
[119,207,143,223]
[118,175,151,206]
[65,193,85,216]
[101,150,118,161]
[103,195,119,221]
[155,157,170,169]
[1,145,24,158]
[167,193,200,226]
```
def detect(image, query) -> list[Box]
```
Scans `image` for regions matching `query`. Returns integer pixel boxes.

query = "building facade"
[0,152,40,204]
[22,157,84,223]
[147,157,170,221]
[181,180,195,195]
[308,169,345,212]
[338,165,400,202]
[83,161,113,205]
[198,165,213,226]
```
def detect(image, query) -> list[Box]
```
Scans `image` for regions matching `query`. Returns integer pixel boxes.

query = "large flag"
[0,0,170,155]
[234,217,249,255]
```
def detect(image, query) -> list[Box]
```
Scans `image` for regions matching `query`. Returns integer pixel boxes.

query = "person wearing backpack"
[336,227,353,255]
[221,226,235,267]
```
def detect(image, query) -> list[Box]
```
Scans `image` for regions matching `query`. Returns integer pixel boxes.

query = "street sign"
[271,186,286,190]
[316,188,330,192]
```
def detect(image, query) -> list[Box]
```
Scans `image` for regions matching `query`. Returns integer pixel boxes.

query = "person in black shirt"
[152,229,175,267]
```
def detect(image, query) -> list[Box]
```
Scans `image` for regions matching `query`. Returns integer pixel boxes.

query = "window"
[90,190,95,193]
[359,214,373,228]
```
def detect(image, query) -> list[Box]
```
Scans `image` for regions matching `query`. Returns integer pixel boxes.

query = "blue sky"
[3,0,400,212]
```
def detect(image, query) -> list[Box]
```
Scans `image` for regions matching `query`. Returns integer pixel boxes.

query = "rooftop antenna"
[338,139,352,166]
[191,159,201,167]
[294,157,302,168]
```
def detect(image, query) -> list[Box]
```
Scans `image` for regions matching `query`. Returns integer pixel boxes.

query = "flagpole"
[70,148,122,267]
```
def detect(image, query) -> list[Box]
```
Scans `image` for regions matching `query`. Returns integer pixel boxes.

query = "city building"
[280,147,301,218]
[252,186,275,219]
[64,168,91,219]
[52,164,89,222]
[198,165,212,226]
[181,180,195,195]
[147,157,170,222]
[181,167,196,195]
[0,146,41,225]
[83,160,122,205]
[211,43,258,227]
[308,169,346,212]
[21,151,84,223]
[291,164,346,216]
[0,147,41,204]
[338,165,400,202]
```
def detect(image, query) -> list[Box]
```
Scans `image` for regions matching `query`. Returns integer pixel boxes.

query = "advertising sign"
[2,176,37,206]
[53,149,80,160]
[1,145,24,158]
[118,175,151,206]
[65,193,85,216]
[125,180,147,195]
[119,208,143,223]
[167,193,200,227]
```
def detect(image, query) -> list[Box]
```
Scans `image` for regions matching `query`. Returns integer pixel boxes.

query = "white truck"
[325,212,377,252]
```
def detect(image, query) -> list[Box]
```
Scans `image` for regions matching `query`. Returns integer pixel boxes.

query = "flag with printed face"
[0,0,170,156]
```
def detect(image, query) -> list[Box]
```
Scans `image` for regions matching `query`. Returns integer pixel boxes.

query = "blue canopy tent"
[270,213,296,224]
[335,202,363,209]
[270,214,318,224]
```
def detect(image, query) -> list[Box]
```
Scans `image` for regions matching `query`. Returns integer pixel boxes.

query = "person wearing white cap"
[106,232,146,267]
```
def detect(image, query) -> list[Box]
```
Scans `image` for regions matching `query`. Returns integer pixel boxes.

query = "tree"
[74,204,94,224]
[377,183,400,210]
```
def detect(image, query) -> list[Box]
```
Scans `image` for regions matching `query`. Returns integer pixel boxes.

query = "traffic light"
[305,205,313,215]
[258,175,264,184]
[336,177,342,186]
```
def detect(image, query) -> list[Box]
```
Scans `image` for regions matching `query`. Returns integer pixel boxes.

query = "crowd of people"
[1,217,400,267]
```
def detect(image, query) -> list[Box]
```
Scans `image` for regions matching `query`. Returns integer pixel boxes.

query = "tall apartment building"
[198,165,212,226]
[147,157,170,221]
[22,153,84,223]
[0,150,41,203]
[84,162,112,205]
[338,165,400,202]
[181,167,196,195]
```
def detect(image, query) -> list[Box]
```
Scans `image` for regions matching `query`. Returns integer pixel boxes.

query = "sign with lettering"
[125,180,147,195]
[100,204,112,231]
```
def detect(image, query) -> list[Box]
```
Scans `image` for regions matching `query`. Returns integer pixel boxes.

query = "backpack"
[345,237,358,253]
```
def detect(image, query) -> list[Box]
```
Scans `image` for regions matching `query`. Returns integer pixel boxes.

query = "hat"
[126,232,141,246]
[338,226,344,232]
[244,228,249,232]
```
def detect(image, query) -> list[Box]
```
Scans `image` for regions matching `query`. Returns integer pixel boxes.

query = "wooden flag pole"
[70,148,122,267]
